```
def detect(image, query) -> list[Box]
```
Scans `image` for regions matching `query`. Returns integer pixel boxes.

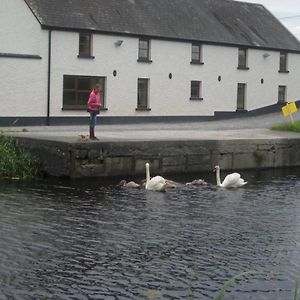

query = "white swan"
[145,162,166,192]
[119,180,140,188]
[214,165,247,188]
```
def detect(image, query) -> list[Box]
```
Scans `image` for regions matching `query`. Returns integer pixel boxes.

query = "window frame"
[191,43,204,65]
[190,80,203,100]
[136,78,150,110]
[237,48,249,70]
[278,85,287,103]
[78,33,94,58]
[279,52,289,73]
[62,75,105,110]
[237,83,247,110]
[137,38,152,63]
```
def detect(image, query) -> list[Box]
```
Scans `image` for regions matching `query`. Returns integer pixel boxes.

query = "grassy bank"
[271,120,300,132]
[0,135,39,179]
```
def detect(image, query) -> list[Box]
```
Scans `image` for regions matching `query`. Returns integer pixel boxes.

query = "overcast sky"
[235,0,300,40]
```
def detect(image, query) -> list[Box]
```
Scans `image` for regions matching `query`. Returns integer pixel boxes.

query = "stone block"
[105,156,133,176]
[135,158,160,175]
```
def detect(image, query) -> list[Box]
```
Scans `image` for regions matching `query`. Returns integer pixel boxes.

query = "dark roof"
[24,0,300,52]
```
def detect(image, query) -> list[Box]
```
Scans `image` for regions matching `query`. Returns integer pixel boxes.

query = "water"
[1,168,300,300]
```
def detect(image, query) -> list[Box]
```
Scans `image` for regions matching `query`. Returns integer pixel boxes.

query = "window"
[78,33,93,57]
[278,85,286,103]
[138,38,151,62]
[237,83,246,110]
[190,81,202,100]
[137,78,149,109]
[279,52,288,72]
[191,44,203,64]
[238,48,248,69]
[63,75,105,109]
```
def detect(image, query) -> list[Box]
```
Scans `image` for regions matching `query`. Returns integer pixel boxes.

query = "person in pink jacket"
[87,83,102,140]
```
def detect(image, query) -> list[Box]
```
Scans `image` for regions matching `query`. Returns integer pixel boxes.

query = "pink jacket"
[87,89,101,112]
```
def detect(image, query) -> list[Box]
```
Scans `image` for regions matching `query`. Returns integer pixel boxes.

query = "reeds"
[215,271,300,300]
[0,135,39,179]
[215,271,256,300]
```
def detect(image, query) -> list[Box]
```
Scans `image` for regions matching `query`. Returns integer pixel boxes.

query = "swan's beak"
[213,168,216,172]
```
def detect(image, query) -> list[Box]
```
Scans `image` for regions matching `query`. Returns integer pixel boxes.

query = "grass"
[215,271,300,300]
[215,271,256,300]
[271,120,300,132]
[294,282,300,300]
[0,135,39,179]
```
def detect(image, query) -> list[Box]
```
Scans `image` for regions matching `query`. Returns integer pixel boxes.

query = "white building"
[1,0,300,126]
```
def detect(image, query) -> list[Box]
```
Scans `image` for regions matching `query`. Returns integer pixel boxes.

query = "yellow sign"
[282,102,298,117]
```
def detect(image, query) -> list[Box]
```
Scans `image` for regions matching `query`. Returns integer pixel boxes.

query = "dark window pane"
[237,83,246,110]
[63,92,76,105]
[280,52,287,71]
[138,39,149,59]
[79,33,91,56]
[78,92,90,105]
[139,40,148,49]
[238,48,247,68]
[77,77,90,90]
[139,49,148,58]
[63,75,105,108]
[192,44,200,61]
[191,81,200,98]
[278,85,286,103]
[64,76,75,89]
[137,79,148,107]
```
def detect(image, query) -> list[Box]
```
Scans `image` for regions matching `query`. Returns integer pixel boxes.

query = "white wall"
[0,0,48,117]
[50,31,300,117]
[1,1,300,119]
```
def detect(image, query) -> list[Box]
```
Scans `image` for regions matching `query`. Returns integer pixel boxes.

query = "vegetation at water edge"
[271,120,300,132]
[0,135,39,179]
[215,271,300,300]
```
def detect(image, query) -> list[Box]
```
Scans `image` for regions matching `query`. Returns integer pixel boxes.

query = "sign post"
[281,102,298,123]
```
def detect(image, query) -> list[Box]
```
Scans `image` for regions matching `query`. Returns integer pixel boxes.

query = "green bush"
[0,135,39,179]
[271,120,300,132]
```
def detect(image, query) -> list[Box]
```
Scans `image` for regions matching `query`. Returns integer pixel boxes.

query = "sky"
[235,0,300,40]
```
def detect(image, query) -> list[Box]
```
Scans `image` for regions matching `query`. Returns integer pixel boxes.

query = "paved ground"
[2,111,300,143]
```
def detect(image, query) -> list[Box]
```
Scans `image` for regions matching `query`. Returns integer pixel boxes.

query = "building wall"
[1,0,300,121]
[0,0,48,117]
[50,32,300,117]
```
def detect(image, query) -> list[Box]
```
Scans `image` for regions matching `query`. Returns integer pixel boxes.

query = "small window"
[63,75,105,109]
[191,44,203,64]
[237,83,246,110]
[138,38,151,62]
[137,78,149,109]
[238,48,248,69]
[278,85,286,103]
[190,81,202,100]
[279,52,288,72]
[78,33,92,57]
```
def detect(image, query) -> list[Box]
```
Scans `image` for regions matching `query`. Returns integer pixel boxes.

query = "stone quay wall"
[14,137,300,178]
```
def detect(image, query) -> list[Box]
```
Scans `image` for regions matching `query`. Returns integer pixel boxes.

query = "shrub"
[0,135,39,179]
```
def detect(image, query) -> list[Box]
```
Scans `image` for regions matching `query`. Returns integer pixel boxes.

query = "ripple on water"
[1,169,300,299]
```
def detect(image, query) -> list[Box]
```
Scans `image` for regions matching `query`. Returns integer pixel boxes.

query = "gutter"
[46,29,52,126]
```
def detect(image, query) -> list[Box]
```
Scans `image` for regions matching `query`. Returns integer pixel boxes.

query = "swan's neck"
[216,168,222,187]
[146,165,150,184]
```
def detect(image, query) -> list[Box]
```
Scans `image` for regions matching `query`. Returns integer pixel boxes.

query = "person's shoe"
[90,136,99,140]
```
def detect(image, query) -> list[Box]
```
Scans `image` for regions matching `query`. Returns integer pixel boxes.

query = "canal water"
[1,168,300,300]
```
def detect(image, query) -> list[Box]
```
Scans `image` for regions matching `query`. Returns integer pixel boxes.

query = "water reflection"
[1,168,300,299]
